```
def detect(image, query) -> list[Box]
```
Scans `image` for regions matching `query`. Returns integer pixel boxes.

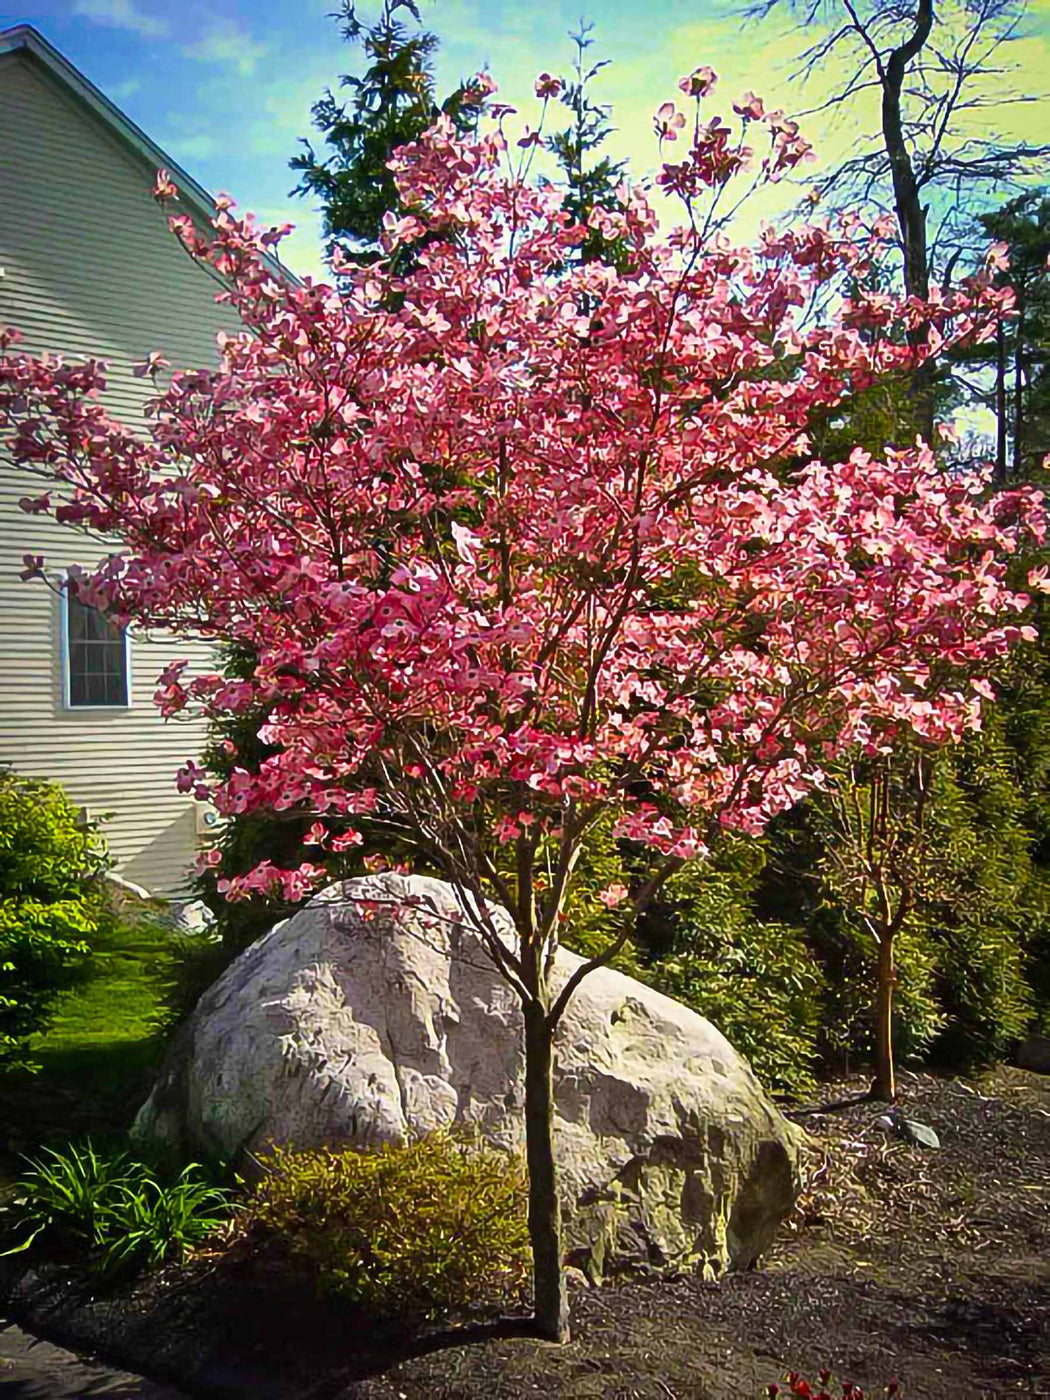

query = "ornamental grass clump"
[241,1132,530,1319]
[1,1139,232,1277]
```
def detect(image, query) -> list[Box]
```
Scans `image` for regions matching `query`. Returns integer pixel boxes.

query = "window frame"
[58,578,133,712]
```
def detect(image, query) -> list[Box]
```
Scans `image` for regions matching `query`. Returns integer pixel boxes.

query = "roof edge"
[0,24,301,287]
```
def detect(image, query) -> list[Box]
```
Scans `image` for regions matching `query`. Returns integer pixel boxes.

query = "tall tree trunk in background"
[881,0,935,439]
[996,321,1009,482]
[1014,283,1027,479]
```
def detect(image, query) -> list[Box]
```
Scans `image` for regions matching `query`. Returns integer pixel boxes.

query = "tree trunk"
[996,320,1008,482]
[881,0,933,304]
[880,0,935,440]
[522,997,569,1342]
[1013,283,1026,479]
[871,933,897,1102]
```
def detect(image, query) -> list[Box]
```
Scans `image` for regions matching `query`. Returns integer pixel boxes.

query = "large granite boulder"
[135,874,803,1279]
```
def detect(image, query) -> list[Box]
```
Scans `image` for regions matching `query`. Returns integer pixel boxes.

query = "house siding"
[0,50,242,894]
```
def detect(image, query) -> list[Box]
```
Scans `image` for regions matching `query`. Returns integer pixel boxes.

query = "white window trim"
[58,575,133,712]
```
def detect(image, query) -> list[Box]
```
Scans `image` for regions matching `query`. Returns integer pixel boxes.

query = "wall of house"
[0,49,244,895]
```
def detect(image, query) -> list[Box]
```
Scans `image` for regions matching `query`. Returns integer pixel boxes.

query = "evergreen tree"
[290,0,485,260]
[975,192,1050,482]
[544,21,628,270]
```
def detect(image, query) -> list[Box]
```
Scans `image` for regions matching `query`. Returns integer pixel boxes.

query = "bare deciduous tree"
[746,0,1048,289]
[745,0,1048,439]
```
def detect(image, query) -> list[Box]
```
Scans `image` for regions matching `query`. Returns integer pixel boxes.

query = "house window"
[63,586,130,708]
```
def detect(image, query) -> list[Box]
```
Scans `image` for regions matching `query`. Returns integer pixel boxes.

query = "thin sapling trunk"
[872,930,898,1101]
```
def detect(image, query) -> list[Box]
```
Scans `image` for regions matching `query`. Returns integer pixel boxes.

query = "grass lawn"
[0,908,173,1168]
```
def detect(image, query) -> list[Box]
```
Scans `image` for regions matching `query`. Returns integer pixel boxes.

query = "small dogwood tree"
[1,72,1044,1339]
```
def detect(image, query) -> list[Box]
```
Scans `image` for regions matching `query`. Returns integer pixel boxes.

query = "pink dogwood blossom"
[679,66,718,98]
[1,104,1039,892]
[654,101,687,141]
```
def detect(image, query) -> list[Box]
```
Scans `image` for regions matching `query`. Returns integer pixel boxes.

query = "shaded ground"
[0,1321,189,1399]
[2,1067,1048,1398]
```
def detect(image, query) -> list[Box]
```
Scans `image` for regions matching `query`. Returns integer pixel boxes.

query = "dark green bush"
[152,928,235,1034]
[241,1132,530,1318]
[756,720,1049,1077]
[637,853,824,1099]
[0,772,110,1069]
[814,920,945,1072]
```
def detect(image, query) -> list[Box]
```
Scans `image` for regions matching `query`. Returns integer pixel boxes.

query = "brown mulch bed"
[2,1068,1048,1399]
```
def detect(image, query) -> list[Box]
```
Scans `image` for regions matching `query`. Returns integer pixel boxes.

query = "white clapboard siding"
[0,44,247,894]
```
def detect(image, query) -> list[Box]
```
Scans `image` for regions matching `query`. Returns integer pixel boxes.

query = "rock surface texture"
[136,875,802,1279]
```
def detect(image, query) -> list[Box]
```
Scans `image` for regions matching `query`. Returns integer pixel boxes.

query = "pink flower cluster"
[0,80,1041,904]
[656,67,814,200]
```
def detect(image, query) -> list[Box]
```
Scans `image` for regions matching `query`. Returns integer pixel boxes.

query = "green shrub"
[152,928,235,1034]
[1024,912,1050,1035]
[242,1132,530,1318]
[758,720,1049,1077]
[928,918,1033,1066]
[635,852,824,1100]
[0,772,110,1069]
[815,919,945,1071]
[1,1139,231,1276]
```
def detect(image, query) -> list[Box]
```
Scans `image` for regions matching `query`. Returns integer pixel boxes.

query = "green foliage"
[242,1132,530,1318]
[997,602,1050,1035]
[762,720,1045,1075]
[1,1140,230,1277]
[545,22,629,270]
[559,821,823,1098]
[814,918,945,1069]
[973,190,1050,479]
[0,771,110,1070]
[94,1165,231,1276]
[151,928,233,1034]
[290,0,484,258]
[191,645,315,952]
[917,725,1040,1064]
[638,850,824,1099]
[3,1140,138,1256]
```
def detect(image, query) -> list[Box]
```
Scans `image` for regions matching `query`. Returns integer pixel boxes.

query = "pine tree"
[978,192,1050,481]
[290,0,484,260]
[544,22,628,270]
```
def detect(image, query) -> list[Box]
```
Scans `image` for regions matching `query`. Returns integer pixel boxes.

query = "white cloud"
[171,132,219,162]
[72,0,170,40]
[182,18,267,77]
[107,77,142,101]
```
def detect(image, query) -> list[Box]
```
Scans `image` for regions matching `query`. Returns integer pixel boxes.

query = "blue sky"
[5,0,1049,281]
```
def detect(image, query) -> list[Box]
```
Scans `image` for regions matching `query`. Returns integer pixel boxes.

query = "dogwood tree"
[1,73,1045,1340]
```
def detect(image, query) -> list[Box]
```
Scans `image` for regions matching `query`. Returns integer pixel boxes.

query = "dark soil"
[0,1320,190,1398]
[2,1068,1048,1399]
